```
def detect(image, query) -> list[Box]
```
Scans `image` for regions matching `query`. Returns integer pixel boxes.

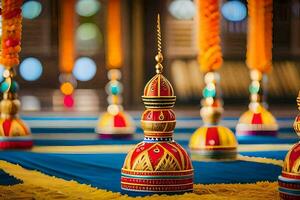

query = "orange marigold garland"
[0,0,32,150]
[197,0,222,73]
[246,0,273,73]
[0,0,23,67]
[189,0,238,161]
[236,0,278,137]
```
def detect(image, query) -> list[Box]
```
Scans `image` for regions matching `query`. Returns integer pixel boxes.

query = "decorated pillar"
[189,0,238,160]
[0,0,33,149]
[278,91,300,199]
[58,0,76,108]
[96,0,135,138]
[236,0,278,136]
[121,15,194,193]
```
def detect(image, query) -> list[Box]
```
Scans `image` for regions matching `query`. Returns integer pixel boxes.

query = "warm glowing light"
[64,95,74,108]
[107,104,120,115]
[59,0,75,73]
[60,82,74,95]
[169,0,196,20]
[20,57,43,81]
[107,0,123,68]
[21,95,41,111]
[76,23,100,41]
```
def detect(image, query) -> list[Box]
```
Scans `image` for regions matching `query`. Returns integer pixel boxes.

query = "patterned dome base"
[189,126,238,160]
[121,141,193,193]
[236,105,278,136]
[278,142,300,199]
[0,118,33,149]
[96,111,135,139]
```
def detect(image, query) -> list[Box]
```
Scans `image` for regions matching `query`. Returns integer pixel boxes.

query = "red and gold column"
[96,0,135,138]
[58,0,76,108]
[0,0,32,149]
[278,91,300,199]
[236,0,278,136]
[189,0,238,160]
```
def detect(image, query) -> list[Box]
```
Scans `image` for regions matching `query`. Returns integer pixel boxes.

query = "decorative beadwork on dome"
[121,14,193,194]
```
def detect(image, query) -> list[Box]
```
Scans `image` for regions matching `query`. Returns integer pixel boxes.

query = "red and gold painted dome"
[236,104,278,136]
[96,111,135,139]
[0,118,32,149]
[189,126,238,160]
[278,142,300,199]
[282,143,300,176]
[122,15,193,194]
[143,74,174,97]
[123,142,192,171]
[121,141,193,192]
[294,115,300,136]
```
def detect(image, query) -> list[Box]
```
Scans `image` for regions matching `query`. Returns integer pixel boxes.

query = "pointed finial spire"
[297,91,300,111]
[155,14,163,74]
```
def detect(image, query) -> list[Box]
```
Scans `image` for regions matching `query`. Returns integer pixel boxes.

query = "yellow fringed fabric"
[246,0,273,73]
[0,160,280,199]
[59,0,76,73]
[28,144,292,154]
[237,154,283,167]
[106,0,123,69]
[197,0,223,73]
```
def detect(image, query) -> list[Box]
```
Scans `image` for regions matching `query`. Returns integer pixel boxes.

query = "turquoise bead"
[203,87,216,98]
[111,84,120,95]
[10,81,19,93]
[249,84,259,94]
[0,81,10,93]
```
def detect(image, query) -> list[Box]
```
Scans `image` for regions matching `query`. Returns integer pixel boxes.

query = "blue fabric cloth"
[0,169,22,185]
[0,151,282,196]
[30,127,294,134]
[20,116,294,121]
[32,136,298,146]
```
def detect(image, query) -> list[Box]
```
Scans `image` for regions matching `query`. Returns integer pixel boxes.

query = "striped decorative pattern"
[189,126,238,160]
[96,111,135,139]
[236,105,278,136]
[0,118,32,149]
[278,143,300,199]
[122,142,193,193]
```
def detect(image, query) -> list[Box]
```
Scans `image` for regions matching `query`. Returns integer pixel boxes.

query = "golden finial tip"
[155,13,163,73]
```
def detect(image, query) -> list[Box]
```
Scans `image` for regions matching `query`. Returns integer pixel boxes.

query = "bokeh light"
[60,82,74,95]
[64,95,74,108]
[20,57,43,81]
[0,64,5,82]
[73,57,97,81]
[221,1,247,22]
[22,0,42,20]
[76,23,100,41]
[76,0,101,17]
[169,0,196,20]
[21,95,41,111]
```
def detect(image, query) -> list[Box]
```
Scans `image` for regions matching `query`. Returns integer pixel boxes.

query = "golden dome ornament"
[0,1,33,149]
[96,0,135,138]
[121,14,194,194]
[278,91,300,199]
[189,0,237,161]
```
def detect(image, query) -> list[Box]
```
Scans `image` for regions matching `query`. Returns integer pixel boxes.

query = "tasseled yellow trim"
[237,154,283,167]
[0,160,279,199]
